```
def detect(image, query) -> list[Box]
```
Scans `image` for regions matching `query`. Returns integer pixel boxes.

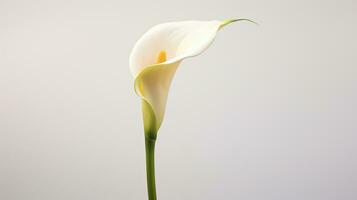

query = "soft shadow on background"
[0,0,356,200]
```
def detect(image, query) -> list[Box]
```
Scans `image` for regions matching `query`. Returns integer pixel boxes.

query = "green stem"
[145,138,157,200]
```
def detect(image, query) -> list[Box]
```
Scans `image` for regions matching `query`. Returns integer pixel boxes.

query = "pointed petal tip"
[220,18,258,29]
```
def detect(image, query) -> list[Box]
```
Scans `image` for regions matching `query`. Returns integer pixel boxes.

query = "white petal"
[129,20,222,78]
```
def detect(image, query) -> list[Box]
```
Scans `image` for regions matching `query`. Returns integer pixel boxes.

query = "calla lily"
[130,19,255,200]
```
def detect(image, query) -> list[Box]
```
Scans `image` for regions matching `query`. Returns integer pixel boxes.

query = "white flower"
[130,19,255,137]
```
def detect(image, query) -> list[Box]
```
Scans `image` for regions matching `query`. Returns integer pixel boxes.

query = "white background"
[0,0,356,199]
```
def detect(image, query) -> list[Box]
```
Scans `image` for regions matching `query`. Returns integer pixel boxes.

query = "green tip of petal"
[142,100,158,140]
[220,18,258,29]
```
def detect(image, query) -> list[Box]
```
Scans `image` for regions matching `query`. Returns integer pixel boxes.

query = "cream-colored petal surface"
[129,20,222,78]
[135,61,180,133]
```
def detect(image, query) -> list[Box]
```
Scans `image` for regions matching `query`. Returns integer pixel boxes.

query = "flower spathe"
[130,19,255,137]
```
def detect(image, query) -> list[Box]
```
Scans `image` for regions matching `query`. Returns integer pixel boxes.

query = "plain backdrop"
[0,0,356,200]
